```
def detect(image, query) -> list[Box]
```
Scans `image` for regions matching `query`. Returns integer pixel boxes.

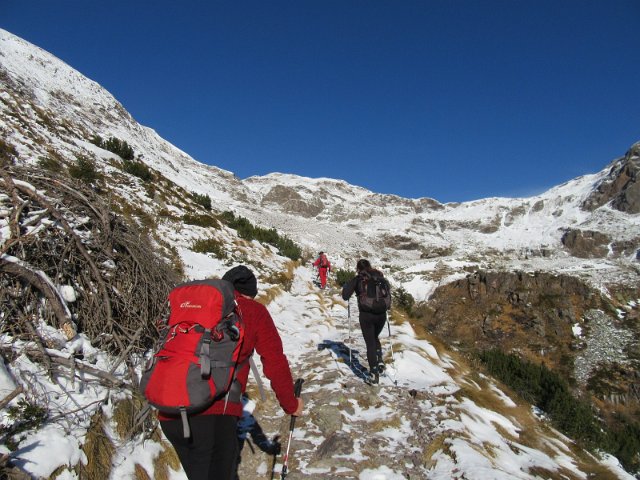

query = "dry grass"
[366,415,403,432]
[134,463,152,480]
[257,285,283,306]
[112,396,143,440]
[76,411,115,480]
[132,437,182,480]
[152,440,183,480]
[262,261,297,292]
[47,465,70,479]
[421,433,452,469]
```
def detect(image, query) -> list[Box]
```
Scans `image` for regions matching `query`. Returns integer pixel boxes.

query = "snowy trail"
[2,263,634,479]
[238,268,635,480]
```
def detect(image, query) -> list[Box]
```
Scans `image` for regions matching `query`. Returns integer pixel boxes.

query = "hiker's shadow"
[236,395,281,479]
[318,339,369,381]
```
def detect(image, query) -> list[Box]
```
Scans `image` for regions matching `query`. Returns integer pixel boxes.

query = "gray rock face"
[261,185,325,217]
[313,431,354,460]
[561,228,611,258]
[311,404,343,435]
[583,143,640,213]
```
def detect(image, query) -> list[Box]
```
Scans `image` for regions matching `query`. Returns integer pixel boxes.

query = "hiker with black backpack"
[341,259,391,385]
[152,266,304,480]
[312,251,331,289]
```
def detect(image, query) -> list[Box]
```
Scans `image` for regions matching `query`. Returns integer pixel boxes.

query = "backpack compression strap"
[179,407,190,438]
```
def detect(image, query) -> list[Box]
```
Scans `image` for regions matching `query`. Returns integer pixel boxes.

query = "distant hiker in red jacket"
[159,265,304,480]
[312,251,331,289]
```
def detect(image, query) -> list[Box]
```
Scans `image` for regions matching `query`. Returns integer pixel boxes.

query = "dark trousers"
[359,311,387,371]
[160,414,239,480]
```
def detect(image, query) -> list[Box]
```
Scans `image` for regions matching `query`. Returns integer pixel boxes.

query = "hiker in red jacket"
[312,251,331,289]
[159,265,304,480]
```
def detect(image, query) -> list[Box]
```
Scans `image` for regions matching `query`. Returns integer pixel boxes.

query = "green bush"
[90,135,135,160]
[605,417,640,475]
[274,235,302,260]
[192,238,226,258]
[392,286,415,314]
[0,399,49,451]
[220,211,302,260]
[192,192,212,211]
[0,138,18,165]
[38,156,62,171]
[122,159,153,182]
[69,155,101,184]
[182,214,219,228]
[478,349,640,473]
[335,268,355,286]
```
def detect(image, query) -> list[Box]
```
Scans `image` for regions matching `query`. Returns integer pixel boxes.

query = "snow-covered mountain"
[1,28,639,479]
[2,28,638,297]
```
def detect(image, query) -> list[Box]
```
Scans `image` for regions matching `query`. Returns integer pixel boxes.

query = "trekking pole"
[347,301,352,367]
[386,321,398,386]
[281,378,304,479]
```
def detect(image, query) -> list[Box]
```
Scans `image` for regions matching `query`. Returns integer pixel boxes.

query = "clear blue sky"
[2,1,639,202]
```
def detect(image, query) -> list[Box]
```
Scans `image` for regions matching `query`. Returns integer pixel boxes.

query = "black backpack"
[357,271,391,314]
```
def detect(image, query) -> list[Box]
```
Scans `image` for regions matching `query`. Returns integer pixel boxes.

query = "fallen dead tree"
[0,165,177,382]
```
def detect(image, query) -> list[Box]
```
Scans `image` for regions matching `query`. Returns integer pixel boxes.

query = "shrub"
[90,135,135,160]
[605,416,640,474]
[476,349,637,463]
[122,159,153,182]
[0,138,18,165]
[89,134,103,147]
[275,235,302,260]
[392,286,415,314]
[182,214,219,228]
[0,399,49,451]
[69,155,101,184]
[38,155,62,171]
[219,211,302,261]
[192,192,212,211]
[335,268,355,286]
[192,238,226,258]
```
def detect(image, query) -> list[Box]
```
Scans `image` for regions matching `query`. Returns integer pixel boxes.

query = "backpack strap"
[249,356,266,401]
[196,319,241,378]
[179,407,191,438]
[357,271,370,298]
[199,328,213,377]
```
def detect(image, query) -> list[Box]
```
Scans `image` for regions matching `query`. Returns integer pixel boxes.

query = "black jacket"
[342,270,387,317]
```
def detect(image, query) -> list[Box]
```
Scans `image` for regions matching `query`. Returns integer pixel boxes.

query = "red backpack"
[140,279,245,437]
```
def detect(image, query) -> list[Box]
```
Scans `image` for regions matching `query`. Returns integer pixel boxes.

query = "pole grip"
[289,378,304,430]
[294,378,304,398]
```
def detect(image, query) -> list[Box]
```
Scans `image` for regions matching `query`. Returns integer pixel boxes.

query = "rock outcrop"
[583,142,640,213]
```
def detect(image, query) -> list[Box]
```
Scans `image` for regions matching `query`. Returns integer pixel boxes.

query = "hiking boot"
[366,371,379,385]
[367,366,380,385]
